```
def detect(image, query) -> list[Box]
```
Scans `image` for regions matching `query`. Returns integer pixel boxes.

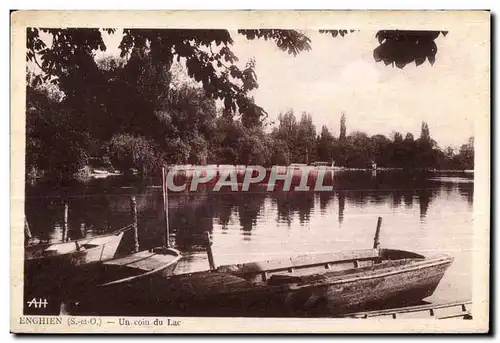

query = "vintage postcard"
[10,10,490,333]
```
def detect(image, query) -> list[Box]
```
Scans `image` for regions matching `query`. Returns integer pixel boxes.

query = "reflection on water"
[25,170,474,305]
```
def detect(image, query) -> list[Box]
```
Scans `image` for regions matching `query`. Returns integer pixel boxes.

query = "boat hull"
[280,255,453,316]
[65,248,182,315]
[25,231,125,273]
[23,230,126,315]
[157,254,452,317]
[66,250,453,317]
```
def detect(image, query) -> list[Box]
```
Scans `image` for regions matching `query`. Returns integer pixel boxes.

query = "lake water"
[25,170,474,312]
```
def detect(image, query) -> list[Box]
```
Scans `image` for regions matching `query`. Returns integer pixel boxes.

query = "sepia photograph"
[10,10,490,333]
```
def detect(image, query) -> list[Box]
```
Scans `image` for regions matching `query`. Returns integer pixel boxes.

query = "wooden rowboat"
[213,248,453,316]
[68,247,452,317]
[99,247,181,286]
[65,247,182,315]
[23,225,131,315]
[125,247,450,317]
[149,218,453,317]
[74,246,182,288]
[24,225,131,275]
[66,217,453,317]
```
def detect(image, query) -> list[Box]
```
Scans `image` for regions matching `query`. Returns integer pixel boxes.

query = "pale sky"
[97,29,479,148]
[230,30,477,148]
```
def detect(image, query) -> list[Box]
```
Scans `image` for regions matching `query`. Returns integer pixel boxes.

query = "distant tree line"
[26,50,473,184]
[266,111,473,170]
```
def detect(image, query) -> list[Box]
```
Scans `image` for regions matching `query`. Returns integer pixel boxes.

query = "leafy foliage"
[296,113,317,164]
[316,125,335,163]
[238,29,312,56]
[107,133,159,174]
[373,30,448,68]
[319,29,357,38]
[26,73,90,181]
[27,28,449,125]
[25,27,459,182]
[27,28,113,83]
[327,115,472,170]
[272,110,317,164]
[319,29,447,68]
[27,28,314,127]
[339,112,346,140]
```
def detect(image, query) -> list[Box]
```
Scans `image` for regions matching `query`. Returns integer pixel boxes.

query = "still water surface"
[25,170,474,306]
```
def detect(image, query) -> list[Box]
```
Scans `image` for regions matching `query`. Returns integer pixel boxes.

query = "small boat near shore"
[71,247,452,317]
[66,246,182,315]
[68,217,453,317]
[25,225,131,273]
[213,248,453,316]
[23,225,132,315]
[134,247,452,317]
[163,217,453,317]
[73,246,182,288]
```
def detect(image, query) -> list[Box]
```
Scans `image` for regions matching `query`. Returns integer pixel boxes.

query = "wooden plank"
[288,249,379,270]
[167,272,258,297]
[103,251,155,267]
[345,300,472,318]
[216,249,379,274]
[125,254,178,271]
[130,196,139,253]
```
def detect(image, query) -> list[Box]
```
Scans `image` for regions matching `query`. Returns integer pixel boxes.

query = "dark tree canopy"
[374,30,448,68]
[393,132,403,143]
[420,121,431,142]
[320,29,447,68]
[339,112,347,140]
[27,28,448,125]
[27,28,314,126]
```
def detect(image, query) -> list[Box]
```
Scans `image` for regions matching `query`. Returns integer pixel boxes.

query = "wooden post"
[130,196,139,253]
[63,200,69,242]
[24,216,32,242]
[373,216,382,249]
[162,166,170,248]
[204,231,215,270]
